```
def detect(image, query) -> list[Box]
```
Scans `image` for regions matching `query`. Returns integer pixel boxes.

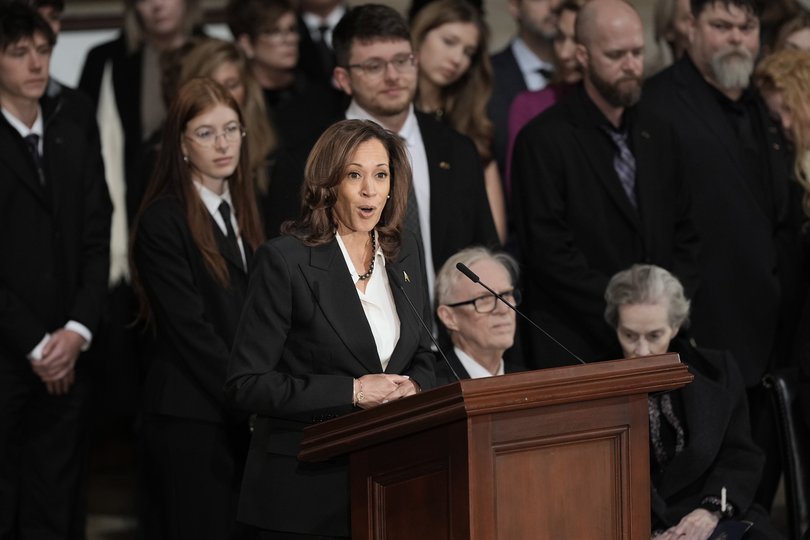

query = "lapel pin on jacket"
[439,161,451,170]
[403,271,410,283]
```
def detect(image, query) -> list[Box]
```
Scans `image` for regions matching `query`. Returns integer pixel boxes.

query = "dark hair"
[226,0,295,41]
[131,78,264,325]
[0,2,55,50]
[690,0,762,18]
[333,4,412,68]
[282,119,410,261]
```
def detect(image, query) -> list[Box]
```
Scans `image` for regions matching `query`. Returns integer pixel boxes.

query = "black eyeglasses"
[445,289,521,314]
[346,53,416,78]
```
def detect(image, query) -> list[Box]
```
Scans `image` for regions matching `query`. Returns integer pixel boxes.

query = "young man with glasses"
[269,3,499,305]
[434,247,525,385]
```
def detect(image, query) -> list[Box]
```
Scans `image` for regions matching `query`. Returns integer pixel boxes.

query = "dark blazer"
[78,34,147,223]
[295,13,337,87]
[133,196,253,423]
[265,111,500,269]
[642,55,795,387]
[225,231,436,536]
[652,339,768,533]
[0,85,111,537]
[434,347,525,386]
[511,85,700,366]
[0,87,111,359]
[487,44,527,176]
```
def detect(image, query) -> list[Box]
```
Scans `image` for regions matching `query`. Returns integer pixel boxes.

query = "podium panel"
[301,355,692,540]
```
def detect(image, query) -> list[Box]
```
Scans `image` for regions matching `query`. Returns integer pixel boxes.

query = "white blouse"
[335,231,401,370]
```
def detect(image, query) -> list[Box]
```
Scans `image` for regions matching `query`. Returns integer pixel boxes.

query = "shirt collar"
[193,180,233,216]
[2,105,43,138]
[454,346,504,378]
[511,38,554,79]
[301,4,346,34]
[345,101,416,138]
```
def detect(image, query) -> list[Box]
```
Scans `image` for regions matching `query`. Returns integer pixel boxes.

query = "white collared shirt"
[344,101,436,303]
[301,4,347,49]
[336,231,401,371]
[511,38,554,92]
[454,346,504,379]
[3,106,93,358]
[193,181,247,268]
[2,106,44,154]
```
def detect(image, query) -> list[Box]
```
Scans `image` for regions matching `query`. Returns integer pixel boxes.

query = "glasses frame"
[345,53,417,78]
[445,289,521,314]
[184,124,246,148]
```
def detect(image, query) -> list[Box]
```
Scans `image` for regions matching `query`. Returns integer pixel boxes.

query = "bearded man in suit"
[511,0,699,367]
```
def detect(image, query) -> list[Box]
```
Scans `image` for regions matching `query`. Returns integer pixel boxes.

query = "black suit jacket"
[133,196,253,423]
[511,85,699,366]
[652,339,764,530]
[0,87,111,361]
[265,111,499,270]
[225,231,435,535]
[642,55,795,387]
[488,44,527,176]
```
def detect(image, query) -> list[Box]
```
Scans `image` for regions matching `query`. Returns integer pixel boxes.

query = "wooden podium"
[299,354,692,539]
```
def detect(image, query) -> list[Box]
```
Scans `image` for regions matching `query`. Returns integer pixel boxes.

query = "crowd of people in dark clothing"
[2,0,810,537]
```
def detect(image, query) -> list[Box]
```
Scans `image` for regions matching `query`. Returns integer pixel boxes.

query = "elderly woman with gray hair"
[604,265,783,540]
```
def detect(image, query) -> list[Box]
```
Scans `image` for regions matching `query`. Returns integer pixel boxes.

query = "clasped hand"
[355,374,420,409]
[29,329,86,396]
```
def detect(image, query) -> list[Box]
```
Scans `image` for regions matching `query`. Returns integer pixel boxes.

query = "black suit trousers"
[139,413,251,540]
[0,361,90,539]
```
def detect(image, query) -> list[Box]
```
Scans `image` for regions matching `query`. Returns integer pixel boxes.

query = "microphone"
[388,268,461,381]
[455,262,586,365]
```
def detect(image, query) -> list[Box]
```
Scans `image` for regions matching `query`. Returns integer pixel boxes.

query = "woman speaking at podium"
[226,119,436,539]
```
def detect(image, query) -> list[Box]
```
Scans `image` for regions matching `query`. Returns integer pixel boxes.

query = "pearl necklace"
[357,231,376,281]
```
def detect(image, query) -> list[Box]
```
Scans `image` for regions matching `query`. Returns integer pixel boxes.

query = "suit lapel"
[567,95,641,230]
[384,253,422,375]
[0,121,51,209]
[301,241,382,374]
[417,113,453,250]
[632,118,659,247]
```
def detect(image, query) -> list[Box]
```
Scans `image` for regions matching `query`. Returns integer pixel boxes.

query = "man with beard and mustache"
[642,0,797,511]
[488,0,560,177]
[511,0,699,367]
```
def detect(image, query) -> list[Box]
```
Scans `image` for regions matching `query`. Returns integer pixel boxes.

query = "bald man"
[511,0,699,367]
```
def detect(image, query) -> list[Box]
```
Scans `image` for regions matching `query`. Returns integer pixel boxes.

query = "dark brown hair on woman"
[282,119,411,261]
[131,77,264,326]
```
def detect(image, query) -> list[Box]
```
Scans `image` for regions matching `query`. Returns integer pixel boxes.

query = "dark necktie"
[24,134,45,186]
[605,129,637,208]
[315,24,334,75]
[537,66,554,81]
[218,201,244,271]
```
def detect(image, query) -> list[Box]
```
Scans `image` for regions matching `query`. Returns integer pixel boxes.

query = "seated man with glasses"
[435,247,525,385]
